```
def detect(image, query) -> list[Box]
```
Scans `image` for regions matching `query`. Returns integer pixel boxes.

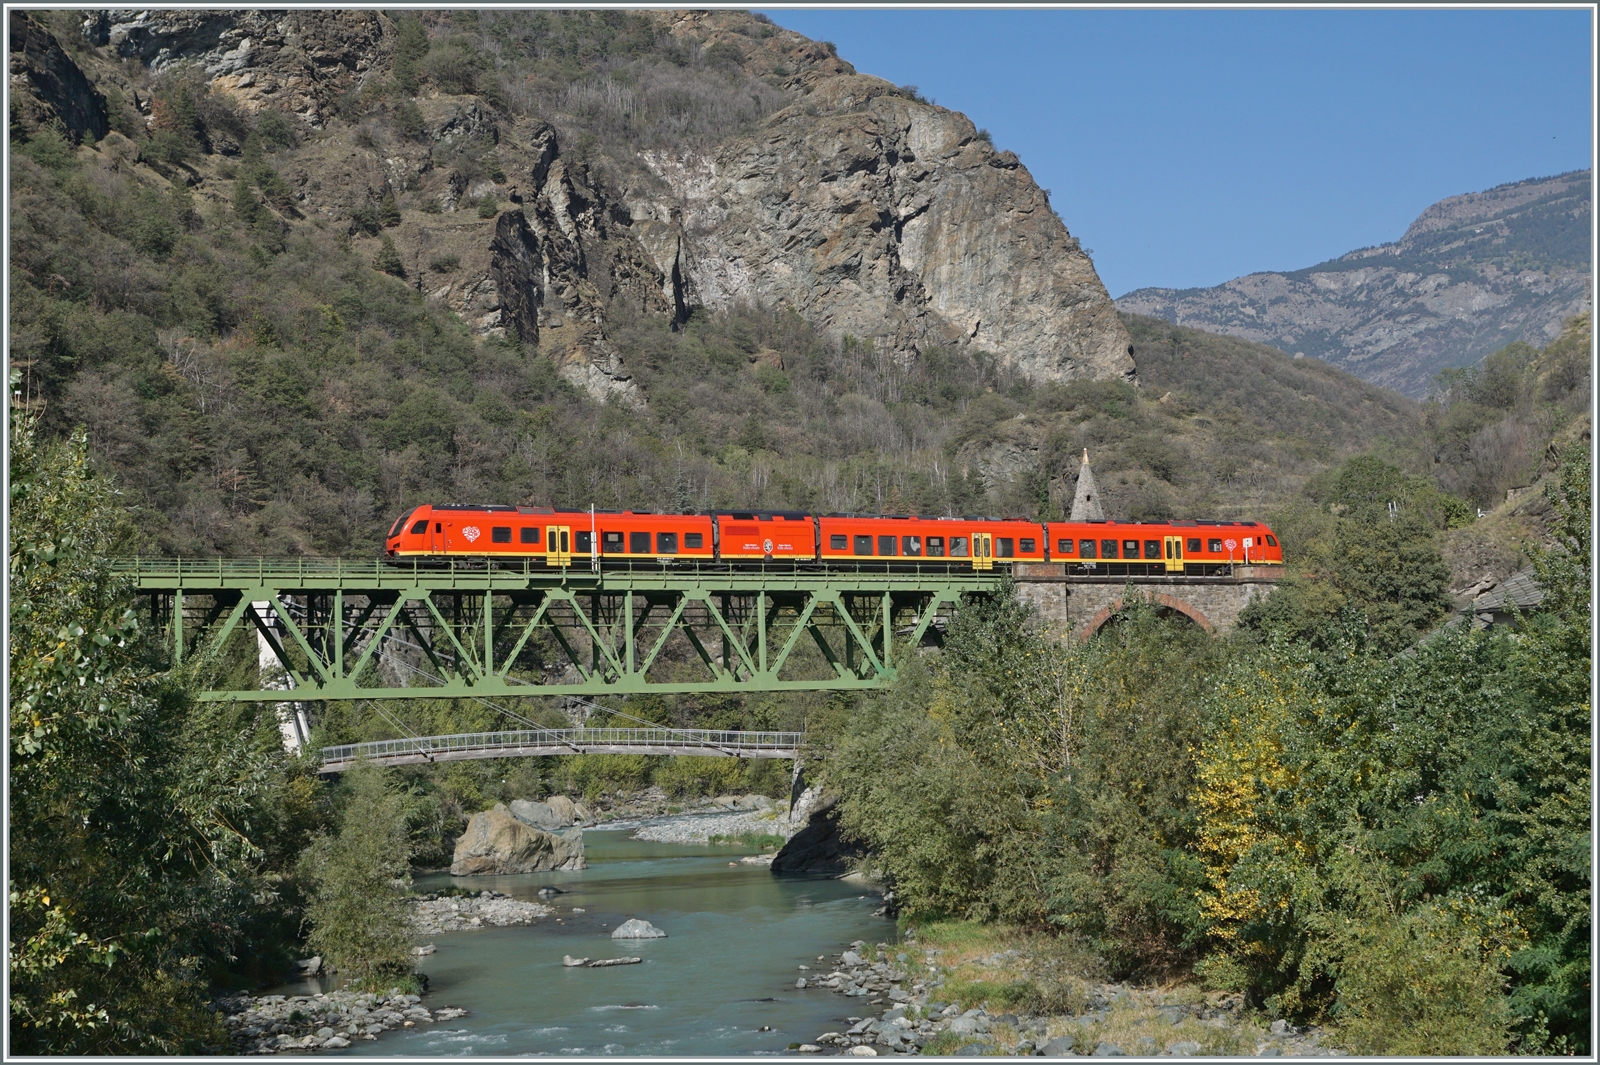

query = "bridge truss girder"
[122,560,1001,702]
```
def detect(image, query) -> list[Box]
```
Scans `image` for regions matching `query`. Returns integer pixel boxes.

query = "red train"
[384,504,1283,575]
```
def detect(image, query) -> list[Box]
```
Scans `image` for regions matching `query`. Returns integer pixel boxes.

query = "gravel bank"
[217,988,468,1055]
[408,889,552,935]
[630,807,800,844]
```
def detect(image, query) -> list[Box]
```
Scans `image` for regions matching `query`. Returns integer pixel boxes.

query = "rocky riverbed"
[628,790,818,845]
[793,940,1341,1057]
[407,888,552,935]
[216,989,469,1055]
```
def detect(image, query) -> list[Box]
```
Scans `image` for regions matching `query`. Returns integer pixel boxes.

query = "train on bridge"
[386,504,1282,577]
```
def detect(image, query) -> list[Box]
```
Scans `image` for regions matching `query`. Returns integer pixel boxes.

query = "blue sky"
[756,8,1594,296]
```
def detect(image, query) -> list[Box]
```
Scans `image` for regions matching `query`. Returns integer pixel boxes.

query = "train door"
[973,532,994,571]
[546,525,573,567]
[428,520,446,555]
[1163,535,1184,574]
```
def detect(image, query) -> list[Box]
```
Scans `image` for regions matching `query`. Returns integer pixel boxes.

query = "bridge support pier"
[1013,564,1280,641]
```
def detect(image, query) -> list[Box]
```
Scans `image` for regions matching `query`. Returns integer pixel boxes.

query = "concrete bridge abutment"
[1012,563,1281,642]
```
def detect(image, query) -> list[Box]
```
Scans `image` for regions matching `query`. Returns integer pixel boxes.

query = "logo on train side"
[463,526,481,542]
[763,538,774,554]
[1224,538,1236,551]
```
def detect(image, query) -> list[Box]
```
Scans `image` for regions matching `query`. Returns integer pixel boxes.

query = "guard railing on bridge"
[318,726,805,772]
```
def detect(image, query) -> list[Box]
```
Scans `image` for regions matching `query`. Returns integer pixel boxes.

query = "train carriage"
[1044,519,1281,575]
[816,515,1048,570]
[714,512,817,562]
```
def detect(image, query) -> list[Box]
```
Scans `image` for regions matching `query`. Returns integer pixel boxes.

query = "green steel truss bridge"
[115,557,1006,704]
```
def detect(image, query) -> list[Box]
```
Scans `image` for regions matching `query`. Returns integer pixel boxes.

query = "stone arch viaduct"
[1011,563,1279,642]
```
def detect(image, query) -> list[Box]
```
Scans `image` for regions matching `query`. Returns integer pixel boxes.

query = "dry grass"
[898,919,1262,1057]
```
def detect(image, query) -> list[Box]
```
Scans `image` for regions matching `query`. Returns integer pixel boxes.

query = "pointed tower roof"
[1070,448,1105,521]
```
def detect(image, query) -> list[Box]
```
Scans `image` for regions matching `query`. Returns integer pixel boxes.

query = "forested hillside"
[14,8,1587,568]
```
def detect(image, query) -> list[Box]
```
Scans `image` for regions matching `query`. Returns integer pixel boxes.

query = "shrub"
[351,203,381,236]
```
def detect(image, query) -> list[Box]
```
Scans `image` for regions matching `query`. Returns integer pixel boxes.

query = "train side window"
[603,531,624,552]
[949,536,969,557]
[1080,539,1096,559]
[521,527,541,544]
[629,531,651,554]
[996,537,1015,557]
[685,533,704,549]
[1020,538,1036,553]
[1057,538,1075,555]
[656,532,678,554]
[903,536,922,556]
[1101,539,1119,559]
[830,534,848,550]
[491,526,512,543]
[927,536,945,557]
[575,531,592,551]
[558,530,568,551]
[1265,535,1278,547]
[410,520,429,535]
[854,535,873,556]
[1208,538,1223,553]
[1123,539,1139,558]
[435,523,442,534]
[1187,538,1202,553]
[1144,540,1160,559]
[878,535,898,556]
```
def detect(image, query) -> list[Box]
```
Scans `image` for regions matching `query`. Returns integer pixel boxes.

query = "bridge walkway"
[317,726,803,773]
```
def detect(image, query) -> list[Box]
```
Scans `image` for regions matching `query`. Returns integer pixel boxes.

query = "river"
[307,824,893,1056]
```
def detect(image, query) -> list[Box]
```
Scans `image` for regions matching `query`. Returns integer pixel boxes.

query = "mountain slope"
[17,8,1132,406]
[1117,171,1592,397]
[10,8,1450,560]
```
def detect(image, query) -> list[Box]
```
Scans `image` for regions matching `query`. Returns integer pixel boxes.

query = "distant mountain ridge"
[1117,170,1591,397]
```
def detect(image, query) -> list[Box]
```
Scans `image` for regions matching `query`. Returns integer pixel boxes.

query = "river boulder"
[509,795,590,831]
[610,918,667,939]
[451,804,586,875]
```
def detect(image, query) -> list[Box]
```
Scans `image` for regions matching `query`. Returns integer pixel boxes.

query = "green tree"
[379,188,401,228]
[391,17,431,94]
[297,763,415,987]
[231,173,260,226]
[8,409,282,1052]
[373,235,406,278]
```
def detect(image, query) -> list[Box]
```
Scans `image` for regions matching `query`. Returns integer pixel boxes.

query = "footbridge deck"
[318,726,803,773]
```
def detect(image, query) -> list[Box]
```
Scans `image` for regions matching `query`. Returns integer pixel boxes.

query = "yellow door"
[973,532,994,571]
[547,525,572,567]
[1163,535,1184,574]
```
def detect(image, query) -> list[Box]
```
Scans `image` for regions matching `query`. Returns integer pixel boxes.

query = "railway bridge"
[115,557,1277,761]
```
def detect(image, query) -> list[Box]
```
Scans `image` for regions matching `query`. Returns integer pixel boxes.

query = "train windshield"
[387,508,418,539]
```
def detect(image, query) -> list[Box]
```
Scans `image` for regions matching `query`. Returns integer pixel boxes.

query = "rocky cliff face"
[1118,171,1591,397]
[16,9,1133,403]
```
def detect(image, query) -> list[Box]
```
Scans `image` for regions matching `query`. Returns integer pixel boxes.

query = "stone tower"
[1069,449,1105,521]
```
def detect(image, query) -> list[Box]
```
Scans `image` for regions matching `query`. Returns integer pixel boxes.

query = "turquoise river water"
[293,825,894,1056]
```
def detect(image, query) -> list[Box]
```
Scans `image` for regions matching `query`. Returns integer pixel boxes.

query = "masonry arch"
[1078,592,1215,642]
